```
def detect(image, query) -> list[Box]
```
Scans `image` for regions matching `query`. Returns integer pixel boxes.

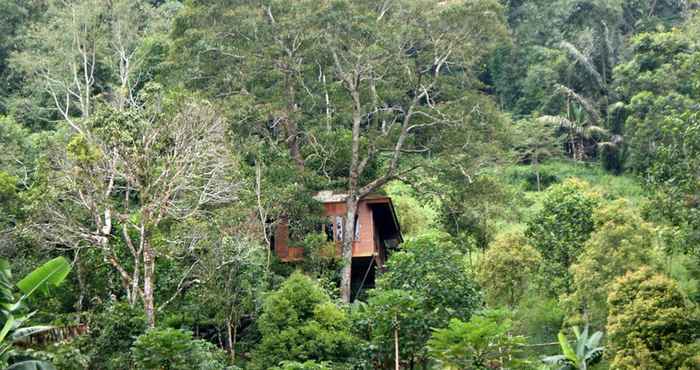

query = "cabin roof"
[313,191,393,203]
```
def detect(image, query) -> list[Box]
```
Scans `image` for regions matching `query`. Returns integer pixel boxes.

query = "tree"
[477,231,542,308]
[323,0,508,302]
[537,98,608,162]
[250,272,358,369]
[359,289,426,369]
[360,233,482,368]
[427,309,528,370]
[542,326,604,370]
[606,266,699,369]
[88,301,147,370]
[11,0,169,127]
[172,0,509,302]
[512,118,564,191]
[377,233,481,325]
[32,94,238,327]
[563,199,660,327]
[191,236,267,361]
[612,17,700,256]
[525,178,599,295]
[131,328,226,370]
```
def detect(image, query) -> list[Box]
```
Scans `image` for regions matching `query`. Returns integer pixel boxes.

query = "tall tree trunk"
[341,196,358,303]
[143,240,156,327]
[75,251,86,312]
[285,75,305,170]
[534,155,541,192]
[226,319,236,362]
[394,319,400,370]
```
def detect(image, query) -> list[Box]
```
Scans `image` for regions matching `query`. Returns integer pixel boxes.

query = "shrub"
[272,360,332,370]
[88,301,147,369]
[563,199,660,327]
[477,231,542,308]
[377,233,481,323]
[607,267,699,369]
[385,181,437,238]
[131,328,226,370]
[525,178,599,295]
[250,272,358,369]
[513,295,565,346]
[360,233,482,367]
[359,289,427,368]
[428,309,529,369]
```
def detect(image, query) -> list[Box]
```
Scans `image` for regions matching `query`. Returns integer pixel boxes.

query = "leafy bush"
[506,165,561,191]
[45,342,91,370]
[271,360,332,370]
[385,181,437,238]
[477,231,542,308]
[606,267,699,369]
[131,328,226,370]
[377,233,481,323]
[428,309,529,369]
[359,289,427,368]
[250,272,358,369]
[513,295,565,346]
[88,301,147,369]
[359,233,482,367]
[525,178,599,295]
[563,199,660,327]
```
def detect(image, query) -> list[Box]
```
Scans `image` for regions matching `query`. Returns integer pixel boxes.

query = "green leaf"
[558,331,577,364]
[542,354,566,365]
[586,331,602,349]
[576,326,587,359]
[0,316,14,343]
[16,257,71,297]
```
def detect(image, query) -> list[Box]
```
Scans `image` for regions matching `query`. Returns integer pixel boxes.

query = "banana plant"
[542,326,604,370]
[0,257,71,370]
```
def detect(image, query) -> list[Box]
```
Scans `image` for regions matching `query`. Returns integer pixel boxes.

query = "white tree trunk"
[143,241,156,327]
[340,197,358,303]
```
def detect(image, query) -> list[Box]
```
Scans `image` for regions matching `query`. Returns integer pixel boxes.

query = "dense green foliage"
[428,310,528,369]
[477,231,542,308]
[1,0,699,368]
[131,328,226,370]
[525,179,600,295]
[606,267,699,370]
[542,326,604,370]
[251,272,357,369]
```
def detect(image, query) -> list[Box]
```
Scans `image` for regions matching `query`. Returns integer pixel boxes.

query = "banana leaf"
[16,257,71,297]
[5,360,57,370]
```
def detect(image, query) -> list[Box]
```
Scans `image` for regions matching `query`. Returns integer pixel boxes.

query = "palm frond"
[554,85,602,124]
[560,41,605,90]
[583,125,609,139]
[538,115,573,128]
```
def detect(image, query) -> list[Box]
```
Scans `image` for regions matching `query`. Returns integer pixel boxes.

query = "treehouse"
[272,191,403,295]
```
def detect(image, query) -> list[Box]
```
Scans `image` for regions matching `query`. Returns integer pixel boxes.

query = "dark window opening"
[354,215,360,240]
[325,219,334,241]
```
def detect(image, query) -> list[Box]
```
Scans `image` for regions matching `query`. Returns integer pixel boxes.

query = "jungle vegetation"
[0,0,699,369]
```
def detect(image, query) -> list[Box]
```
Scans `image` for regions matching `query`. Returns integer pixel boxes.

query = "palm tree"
[542,326,604,370]
[539,89,608,162]
[0,257,72,370]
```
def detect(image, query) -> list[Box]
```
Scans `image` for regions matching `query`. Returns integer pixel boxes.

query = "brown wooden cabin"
[273,191,403,297]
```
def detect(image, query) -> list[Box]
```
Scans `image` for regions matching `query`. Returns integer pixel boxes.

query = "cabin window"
[325,219,334,241]
[354,215,360,240]
[335,216,343,241]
